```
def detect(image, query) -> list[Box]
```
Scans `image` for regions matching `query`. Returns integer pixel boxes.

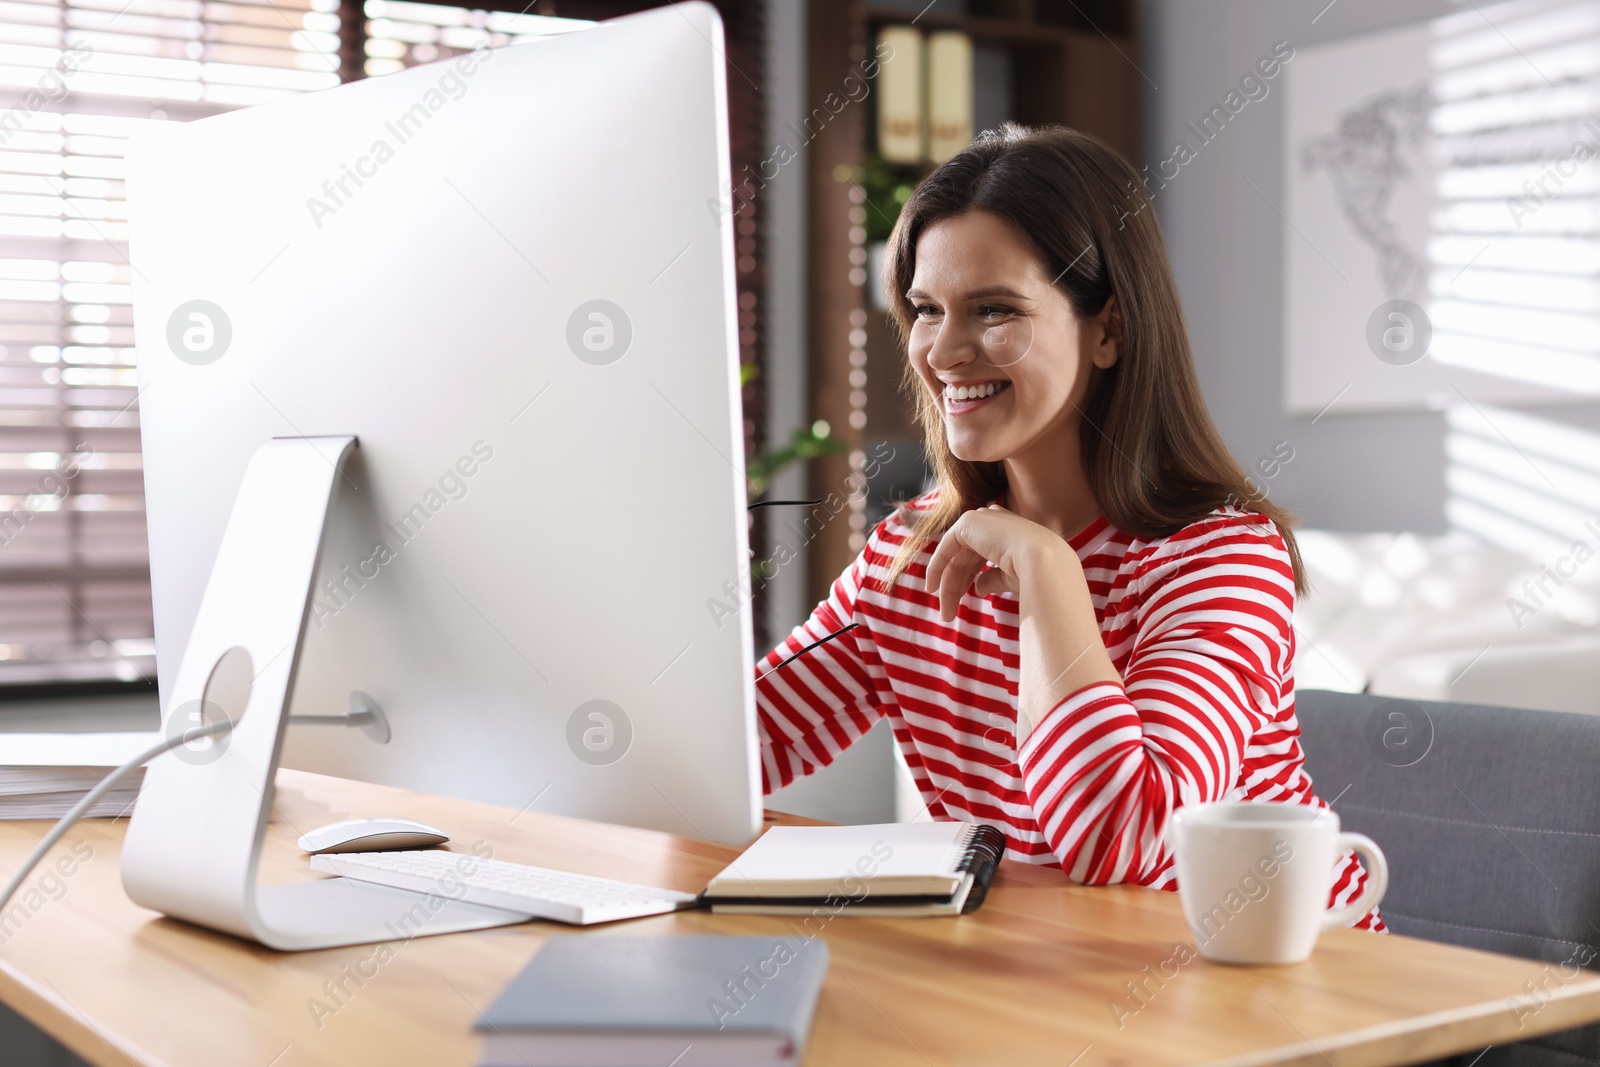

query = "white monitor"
[126,4,759,848]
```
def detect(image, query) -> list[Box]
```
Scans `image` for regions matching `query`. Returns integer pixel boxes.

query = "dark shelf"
[866,10,1125,46]
[866,0,1135,41]
[0,677,158,704]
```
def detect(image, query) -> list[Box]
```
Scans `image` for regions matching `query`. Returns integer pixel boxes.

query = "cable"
[755,622,860,680]
[0,718,235,915]
[0,623,853,913]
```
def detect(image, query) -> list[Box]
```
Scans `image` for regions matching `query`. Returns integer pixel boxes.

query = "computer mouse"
[298,817,451,854]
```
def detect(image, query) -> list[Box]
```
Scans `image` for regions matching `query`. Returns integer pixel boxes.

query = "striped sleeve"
[1017,515,1294,884]
[753,531,890,794]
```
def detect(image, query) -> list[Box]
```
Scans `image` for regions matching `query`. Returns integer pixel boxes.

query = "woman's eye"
[978,304,1015,321]
[913,304,940,319]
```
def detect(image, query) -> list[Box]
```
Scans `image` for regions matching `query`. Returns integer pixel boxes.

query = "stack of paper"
[0,733,159,820]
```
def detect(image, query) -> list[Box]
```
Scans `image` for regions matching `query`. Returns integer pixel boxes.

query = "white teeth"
[945,381,1005,401]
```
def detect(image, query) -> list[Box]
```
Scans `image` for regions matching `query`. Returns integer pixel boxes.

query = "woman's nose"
[924,318,975,373]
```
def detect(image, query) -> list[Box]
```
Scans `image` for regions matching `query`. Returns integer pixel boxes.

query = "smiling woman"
[754,123,1383,929]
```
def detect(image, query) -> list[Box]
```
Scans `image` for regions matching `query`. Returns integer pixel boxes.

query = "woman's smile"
[942,378,1012,415]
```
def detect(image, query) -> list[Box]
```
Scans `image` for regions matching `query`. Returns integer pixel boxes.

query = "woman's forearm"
[1015,539,1121,740]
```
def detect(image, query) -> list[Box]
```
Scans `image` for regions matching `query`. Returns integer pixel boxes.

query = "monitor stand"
[120,436,529,950]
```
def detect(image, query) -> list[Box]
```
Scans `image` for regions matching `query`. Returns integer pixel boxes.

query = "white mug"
[1169,801,1388,965]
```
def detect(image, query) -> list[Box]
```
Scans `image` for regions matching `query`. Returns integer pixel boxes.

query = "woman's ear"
[1091,295,1123,370]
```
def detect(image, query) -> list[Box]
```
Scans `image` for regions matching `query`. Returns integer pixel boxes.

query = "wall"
[761,0,813,644]
[761,0,900,823]
[1140,0,1600,536]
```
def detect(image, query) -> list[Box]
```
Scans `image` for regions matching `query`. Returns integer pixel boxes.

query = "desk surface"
[1,768,1597,1067]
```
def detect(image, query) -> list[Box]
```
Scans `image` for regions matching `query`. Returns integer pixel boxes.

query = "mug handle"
[1320,832,1389,930]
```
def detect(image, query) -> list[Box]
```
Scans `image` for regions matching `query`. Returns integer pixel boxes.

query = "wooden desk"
[2,769,1598,1067]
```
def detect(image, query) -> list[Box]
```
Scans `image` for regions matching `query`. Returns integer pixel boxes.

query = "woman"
[754,124,1382,928]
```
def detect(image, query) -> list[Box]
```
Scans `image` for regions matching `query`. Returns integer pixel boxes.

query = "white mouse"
[298,817,450,855]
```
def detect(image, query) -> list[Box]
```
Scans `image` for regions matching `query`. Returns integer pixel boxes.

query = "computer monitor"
[125,4,759,849]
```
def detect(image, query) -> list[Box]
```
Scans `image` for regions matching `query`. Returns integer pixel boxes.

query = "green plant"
[746,420,844,495]
[739,363,845,495]
[856,155,933,243]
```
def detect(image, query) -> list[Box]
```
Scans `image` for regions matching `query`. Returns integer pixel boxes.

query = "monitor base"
[120,437,495,951]
[250,878,530,950]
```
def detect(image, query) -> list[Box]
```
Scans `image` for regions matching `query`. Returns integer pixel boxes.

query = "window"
[0,0,340,684]
[361,0,586,76]
[0,2,630,686]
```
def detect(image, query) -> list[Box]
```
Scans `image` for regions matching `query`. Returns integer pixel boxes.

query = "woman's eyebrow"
[962,286,1030,301]
[904,285,1032,301]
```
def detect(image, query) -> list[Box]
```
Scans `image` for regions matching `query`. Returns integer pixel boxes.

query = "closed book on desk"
[703,821,1005,917]
[475,935,828,1067]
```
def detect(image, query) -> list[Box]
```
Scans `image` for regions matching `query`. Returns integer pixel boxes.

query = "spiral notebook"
[704,822,1006,917]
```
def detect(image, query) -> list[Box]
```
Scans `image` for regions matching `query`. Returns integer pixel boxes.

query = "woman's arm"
[927,508,1292,884]
[756,543,888,794]
[1013,536,1122,739]
[1017,524,1292,883]
[923,504,1120,736]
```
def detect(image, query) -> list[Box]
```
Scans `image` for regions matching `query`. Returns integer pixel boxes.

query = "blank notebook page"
[711,822,969,892]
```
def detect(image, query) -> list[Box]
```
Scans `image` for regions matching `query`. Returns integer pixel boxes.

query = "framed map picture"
[1283,0,1600,415]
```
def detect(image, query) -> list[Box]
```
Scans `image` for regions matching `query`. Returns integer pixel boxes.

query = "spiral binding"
[955,824,1007,914]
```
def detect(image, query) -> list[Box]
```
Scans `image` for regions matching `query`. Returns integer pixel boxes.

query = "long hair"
[883,123,1306,595]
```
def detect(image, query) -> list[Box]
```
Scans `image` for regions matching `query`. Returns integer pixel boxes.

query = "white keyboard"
[309,850,702,925]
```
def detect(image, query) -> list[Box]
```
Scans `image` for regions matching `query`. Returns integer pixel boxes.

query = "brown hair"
[883,123,1306,595]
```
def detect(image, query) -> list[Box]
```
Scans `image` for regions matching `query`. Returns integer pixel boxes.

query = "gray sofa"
[1296,689,1600,1066]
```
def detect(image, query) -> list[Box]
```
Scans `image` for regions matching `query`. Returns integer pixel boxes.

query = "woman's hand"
[923,504,1074,621]
[925,504,1121,742]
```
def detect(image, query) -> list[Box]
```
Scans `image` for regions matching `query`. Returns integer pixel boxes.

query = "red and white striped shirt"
[755,491,1383,930]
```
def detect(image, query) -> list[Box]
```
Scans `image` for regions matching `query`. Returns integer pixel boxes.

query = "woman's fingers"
[936,553,987,621]
[972,566,1017,598]
[923,512,976,593]
[922,509,1022,618]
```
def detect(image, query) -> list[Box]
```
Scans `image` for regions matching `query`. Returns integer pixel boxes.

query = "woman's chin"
[945,431,1007,465]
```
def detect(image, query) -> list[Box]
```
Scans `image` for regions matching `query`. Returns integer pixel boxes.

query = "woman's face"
[905,210,1119,465]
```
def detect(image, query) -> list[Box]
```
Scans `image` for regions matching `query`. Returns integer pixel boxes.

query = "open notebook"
[704,822,1007,917]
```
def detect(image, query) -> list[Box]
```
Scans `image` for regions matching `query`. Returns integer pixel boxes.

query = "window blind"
[361,0,586,76]
[0,0,339,684]
[1430,0,1600,557]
